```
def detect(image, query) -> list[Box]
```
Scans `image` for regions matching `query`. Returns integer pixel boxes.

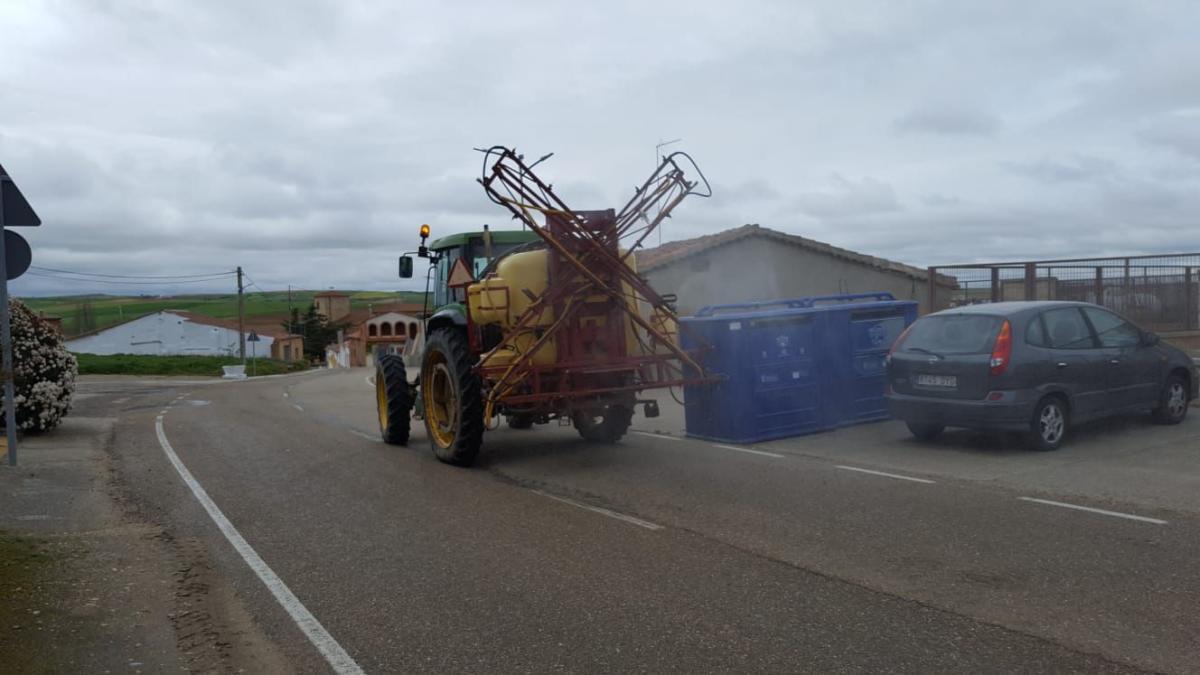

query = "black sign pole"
[0,179,16,466]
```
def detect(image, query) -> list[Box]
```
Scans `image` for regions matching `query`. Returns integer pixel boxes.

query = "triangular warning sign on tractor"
[447,257,474,288]
[0,163,42,227]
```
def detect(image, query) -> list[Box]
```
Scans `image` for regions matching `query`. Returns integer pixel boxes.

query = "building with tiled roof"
[634,224,958,315]
[323,302,430,369]
[65,310,304,361]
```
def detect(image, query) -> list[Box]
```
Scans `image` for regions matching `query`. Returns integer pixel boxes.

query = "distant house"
[66,310,304,361]
[635,224,958,315]
[313,291,352,323]
[313,291,428,368]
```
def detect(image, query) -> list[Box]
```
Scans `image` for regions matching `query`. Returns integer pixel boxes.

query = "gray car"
[886,301,1198,450]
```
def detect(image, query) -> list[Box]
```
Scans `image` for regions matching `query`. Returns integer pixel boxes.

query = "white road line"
[835,465,935,484]
[632,430,682,442]
[154,416,364,674]
[1018,497,1167,525]
[532,490,663,531]
[159,409,169,415]
[348,429,378,442]
[292,403,304,412]
[713,444,785,458]
[365,375,375,388]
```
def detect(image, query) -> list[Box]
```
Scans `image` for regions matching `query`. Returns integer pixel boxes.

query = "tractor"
[374,147,717,466]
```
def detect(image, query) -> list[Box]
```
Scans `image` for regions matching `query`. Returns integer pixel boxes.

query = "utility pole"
[287,284,293,334]
[237,266,245,363]
[1,164,42,467]
[0,177,15,466]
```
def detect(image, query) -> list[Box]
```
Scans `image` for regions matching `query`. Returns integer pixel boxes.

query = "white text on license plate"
[917,374,957,388]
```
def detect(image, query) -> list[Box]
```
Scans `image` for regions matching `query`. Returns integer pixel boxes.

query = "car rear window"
[1042,307,1097,349]
[901,314,1001,355]
[1026,316,1048,347]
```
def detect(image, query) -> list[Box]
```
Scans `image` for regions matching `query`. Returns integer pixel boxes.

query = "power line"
[29,265,236,280]
[26,271,235,286]
[241,272,265,293]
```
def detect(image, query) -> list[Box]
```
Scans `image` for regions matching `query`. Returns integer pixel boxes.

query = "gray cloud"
[1138,112,1200,161]
[2,1,1200,297]
[1002,155,1118,184]
[894,105,1001,136]
[790,174,900,219]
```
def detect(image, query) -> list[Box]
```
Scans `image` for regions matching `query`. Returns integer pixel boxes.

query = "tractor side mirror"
[398,256,414,279]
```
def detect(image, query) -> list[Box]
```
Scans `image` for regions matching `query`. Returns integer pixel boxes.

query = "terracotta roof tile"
[338,303,429,327]
[635,224,957,286]
[170,311,295,339]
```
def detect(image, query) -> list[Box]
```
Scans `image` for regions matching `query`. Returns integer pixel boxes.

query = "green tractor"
[375,147,713,467]
[375,225,542,465]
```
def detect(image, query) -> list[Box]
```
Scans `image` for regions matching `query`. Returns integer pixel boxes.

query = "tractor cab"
[399,227,540,307]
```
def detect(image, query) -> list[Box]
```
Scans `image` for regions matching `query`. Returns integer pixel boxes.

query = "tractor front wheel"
[421,328,484,466]
[375,353,412,445]
[573,404,634,444]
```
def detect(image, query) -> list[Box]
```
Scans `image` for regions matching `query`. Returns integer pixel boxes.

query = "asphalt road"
[79,369,1200,673]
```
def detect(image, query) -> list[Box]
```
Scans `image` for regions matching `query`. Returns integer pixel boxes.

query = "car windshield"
[903,314,1001,355]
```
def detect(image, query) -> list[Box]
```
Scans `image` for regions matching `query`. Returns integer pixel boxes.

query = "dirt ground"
[0,389,288,673]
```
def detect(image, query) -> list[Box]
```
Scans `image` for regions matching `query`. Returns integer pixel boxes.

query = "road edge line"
[154,416,365,674]
[713,443,785,458]
[835,465,935,484]
[531,490,663,531]
[631,430,682,442]
[1018,496,1167,525]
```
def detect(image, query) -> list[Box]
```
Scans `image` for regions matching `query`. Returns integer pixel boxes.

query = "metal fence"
[927,252,1200,332]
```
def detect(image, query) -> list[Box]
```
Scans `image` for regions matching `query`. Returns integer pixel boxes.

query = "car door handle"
[1110,359,1121,364]
[1056,362,1068,368]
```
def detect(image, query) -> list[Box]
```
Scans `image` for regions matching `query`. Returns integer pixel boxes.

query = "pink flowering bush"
[1,300,77,431]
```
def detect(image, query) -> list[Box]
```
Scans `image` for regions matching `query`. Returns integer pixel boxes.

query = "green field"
[74,353,310,377]
[19,290,427,337]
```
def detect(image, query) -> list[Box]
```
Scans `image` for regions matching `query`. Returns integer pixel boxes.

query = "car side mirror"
[1141,331,1160,347]
[398,256,414,279]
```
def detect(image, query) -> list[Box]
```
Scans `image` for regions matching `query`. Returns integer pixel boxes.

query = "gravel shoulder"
[0,380,290,673]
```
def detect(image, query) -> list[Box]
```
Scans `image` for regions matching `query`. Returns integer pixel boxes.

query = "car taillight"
[990,319,1012,376]
[887,323,915,364]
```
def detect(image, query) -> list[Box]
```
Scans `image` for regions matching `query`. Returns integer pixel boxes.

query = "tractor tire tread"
[377,353,412,445]
[575,405,634,444]
[423,328,484,466]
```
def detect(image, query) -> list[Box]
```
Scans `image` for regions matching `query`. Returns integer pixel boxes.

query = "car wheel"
[1153,374,1189,425]
[905,421,945,441]
[1028,396,1068,451]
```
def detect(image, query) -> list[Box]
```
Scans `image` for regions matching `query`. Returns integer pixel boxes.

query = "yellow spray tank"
[468,249,556,367]
[467,247,661,370]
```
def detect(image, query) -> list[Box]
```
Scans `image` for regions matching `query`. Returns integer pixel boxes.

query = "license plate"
[916,374,957,388]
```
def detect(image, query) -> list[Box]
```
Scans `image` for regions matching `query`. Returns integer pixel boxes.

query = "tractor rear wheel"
[573,404,634,444]
[375,353,412,445]
[421,328,484,466]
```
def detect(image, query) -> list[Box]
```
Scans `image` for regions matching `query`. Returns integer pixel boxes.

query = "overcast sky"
[3,1,1199,297]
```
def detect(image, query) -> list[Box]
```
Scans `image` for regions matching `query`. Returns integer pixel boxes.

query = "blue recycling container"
[681,293,917,444]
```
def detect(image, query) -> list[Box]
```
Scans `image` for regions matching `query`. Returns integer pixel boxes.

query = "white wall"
[643,236,951,315]
[326,343,350,368]
[66,311,274,357]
